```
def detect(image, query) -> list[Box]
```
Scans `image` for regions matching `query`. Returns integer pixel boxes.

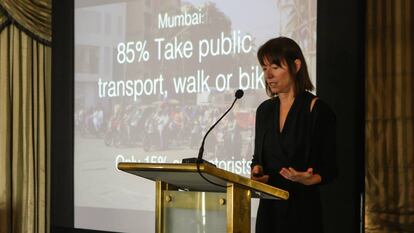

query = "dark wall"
[317,0,365,233]
[51,0,365,232]
[51,0,74,231]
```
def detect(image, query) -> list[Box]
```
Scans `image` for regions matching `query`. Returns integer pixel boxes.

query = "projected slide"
[74,0,316,232]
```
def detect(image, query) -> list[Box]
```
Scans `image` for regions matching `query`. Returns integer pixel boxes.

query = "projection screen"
[74,0,317,232]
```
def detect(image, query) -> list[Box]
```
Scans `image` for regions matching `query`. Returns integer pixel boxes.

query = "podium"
[118,162,289,233]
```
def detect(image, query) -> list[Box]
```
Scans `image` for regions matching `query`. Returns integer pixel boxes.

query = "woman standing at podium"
[251,37,337,233]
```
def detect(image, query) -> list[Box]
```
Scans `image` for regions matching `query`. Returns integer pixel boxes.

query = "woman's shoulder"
[257,98,275,113]
[313,97,336,120]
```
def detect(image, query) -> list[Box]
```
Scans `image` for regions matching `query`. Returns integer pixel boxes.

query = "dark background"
[51,0,365,232]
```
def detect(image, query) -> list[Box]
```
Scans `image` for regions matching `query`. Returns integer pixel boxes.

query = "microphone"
[235,89,244,99]
[182,89,244,164]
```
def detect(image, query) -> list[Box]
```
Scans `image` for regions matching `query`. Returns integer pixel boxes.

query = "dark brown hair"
[257,37,314,97]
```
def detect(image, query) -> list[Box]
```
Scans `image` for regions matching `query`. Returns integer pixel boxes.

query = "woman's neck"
[278,91,295,105]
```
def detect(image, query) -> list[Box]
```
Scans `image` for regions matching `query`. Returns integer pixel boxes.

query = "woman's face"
[262,58,295,95]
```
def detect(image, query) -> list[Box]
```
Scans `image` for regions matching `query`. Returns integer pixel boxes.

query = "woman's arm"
[251,100,272,168]
[312,101,338,185]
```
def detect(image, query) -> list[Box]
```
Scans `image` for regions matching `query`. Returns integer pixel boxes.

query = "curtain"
[0,0,51,43]
[365,0,414,232]
[0,1,51,232]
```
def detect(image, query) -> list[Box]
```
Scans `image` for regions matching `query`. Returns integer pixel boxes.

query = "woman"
[251,37,337,233]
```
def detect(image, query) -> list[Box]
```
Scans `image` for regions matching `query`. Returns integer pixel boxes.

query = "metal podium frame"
[118,162,289,233]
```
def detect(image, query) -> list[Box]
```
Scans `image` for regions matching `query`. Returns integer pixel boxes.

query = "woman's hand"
[251,165,269,183]
[279,167,321,185]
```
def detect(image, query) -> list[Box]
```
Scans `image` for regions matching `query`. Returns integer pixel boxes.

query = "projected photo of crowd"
[75,94,256,159]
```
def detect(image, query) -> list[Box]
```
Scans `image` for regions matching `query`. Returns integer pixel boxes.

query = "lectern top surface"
[118,162,289,200]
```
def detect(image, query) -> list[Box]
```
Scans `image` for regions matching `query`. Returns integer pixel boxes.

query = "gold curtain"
[0,0,51,43]
[0,9,8,28]
[365,0,414,232]
[0,1,51,232]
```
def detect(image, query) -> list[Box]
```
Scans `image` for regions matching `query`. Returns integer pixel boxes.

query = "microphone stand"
[182,90,244,188]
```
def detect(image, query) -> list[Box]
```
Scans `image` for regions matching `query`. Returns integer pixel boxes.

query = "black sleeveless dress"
[252,91,337,233]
